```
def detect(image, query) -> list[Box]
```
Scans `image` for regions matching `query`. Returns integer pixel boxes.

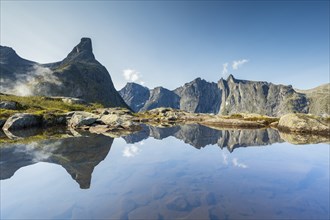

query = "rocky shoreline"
[1,104,329,142]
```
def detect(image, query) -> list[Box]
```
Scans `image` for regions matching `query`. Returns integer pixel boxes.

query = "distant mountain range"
[1,38,328,116]
[0,38,127,108]
[120,76,329,117]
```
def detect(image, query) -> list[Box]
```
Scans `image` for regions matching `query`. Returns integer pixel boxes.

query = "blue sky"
[1,1,329,90]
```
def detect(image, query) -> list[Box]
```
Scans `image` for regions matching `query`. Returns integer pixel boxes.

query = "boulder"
[99,114,134,128]
[2,113,42,131]
[68,112,99,128]
[278,113,330,135]
[0,101,20,110]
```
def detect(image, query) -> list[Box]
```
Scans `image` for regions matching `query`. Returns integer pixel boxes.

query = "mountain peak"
[227,74,236,82]
[64,37,95,63]
[77,38,93,52]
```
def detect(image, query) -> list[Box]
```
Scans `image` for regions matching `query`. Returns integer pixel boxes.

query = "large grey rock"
[278,113,330,135]
[119,83,150,112]
[2,113,42,131]
[68,112,99,128]
[0,38,128,108]
[0,101,20,110]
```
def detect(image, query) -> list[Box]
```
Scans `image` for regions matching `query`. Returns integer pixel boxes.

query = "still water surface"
[1,125,329,219]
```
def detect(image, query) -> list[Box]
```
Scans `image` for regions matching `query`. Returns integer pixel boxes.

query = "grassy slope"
[0,93,103,120]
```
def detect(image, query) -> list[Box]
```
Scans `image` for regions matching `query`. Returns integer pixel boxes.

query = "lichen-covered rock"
[2,113,42,131]
[0,101,20,110]
[68,112,99,128]
[278,113,330,135]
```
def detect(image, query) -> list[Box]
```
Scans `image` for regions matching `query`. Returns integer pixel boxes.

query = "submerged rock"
[2,113,42,131]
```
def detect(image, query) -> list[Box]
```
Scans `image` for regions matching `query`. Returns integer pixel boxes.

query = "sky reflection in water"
[0,125,329,220]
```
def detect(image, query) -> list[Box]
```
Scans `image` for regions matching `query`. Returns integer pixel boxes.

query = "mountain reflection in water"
[0,124,329,220]
[0,124,282,189]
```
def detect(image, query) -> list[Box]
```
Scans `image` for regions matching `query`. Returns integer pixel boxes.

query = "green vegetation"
[0,93,103,120]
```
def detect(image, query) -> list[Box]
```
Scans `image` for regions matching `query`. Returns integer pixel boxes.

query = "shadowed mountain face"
[123,124,283,151]
[119,83,150,112]
[120,75,328,116]
[0,134,114,189]
[174,78,222,113]
[0,38,128,108]
[140,87,180,111]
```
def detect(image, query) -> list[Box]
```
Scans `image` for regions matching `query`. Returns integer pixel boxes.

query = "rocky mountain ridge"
[120,75,329,117]
[0,38,128,108]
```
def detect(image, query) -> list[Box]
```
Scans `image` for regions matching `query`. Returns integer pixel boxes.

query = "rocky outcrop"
[0,38,128,108]
[277,113,330,135]
[119,83,150,112]
[2,113,42,131]
[140,87,180,111]
[68,112,99,128]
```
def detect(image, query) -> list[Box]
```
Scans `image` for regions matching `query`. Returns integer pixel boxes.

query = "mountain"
[120,75,328,117]
[140,87,180,111]
[296,83,330,116]
[119,82,150,112]
[174,78,221,113]
[217,74,308,116]
[0,38,128,108]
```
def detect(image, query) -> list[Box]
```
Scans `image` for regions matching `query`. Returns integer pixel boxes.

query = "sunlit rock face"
[0,38,128,108]
[120,75,328,117]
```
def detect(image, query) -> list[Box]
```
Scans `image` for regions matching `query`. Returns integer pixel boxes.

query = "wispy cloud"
[122,145,141,158]
[232,59,249,70]
[232,158,248,168]
[221,63,229,76]
[1,64,61,96]
[122,68,146,86]
[222,152,228,165]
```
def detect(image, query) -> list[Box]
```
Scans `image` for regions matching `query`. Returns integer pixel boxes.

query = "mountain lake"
[0,124,329,220]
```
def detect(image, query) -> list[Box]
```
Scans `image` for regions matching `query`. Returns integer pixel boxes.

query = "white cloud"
[122,145,141,158]
[232,59,249,70]
[122,69,141,82]
[122,68,146,86]
[232,158,248,168]
[221,63,228,76]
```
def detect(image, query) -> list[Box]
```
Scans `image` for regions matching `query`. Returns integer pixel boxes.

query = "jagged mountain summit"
[120,75,329,117]
[0,38,128,108]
